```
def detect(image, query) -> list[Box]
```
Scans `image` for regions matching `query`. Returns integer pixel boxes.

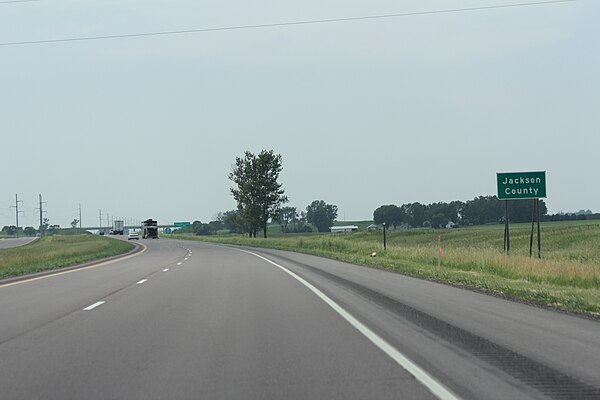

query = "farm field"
[0,235,134,279]
[174,220,600,316]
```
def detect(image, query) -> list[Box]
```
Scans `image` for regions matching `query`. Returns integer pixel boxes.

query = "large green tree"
[306,200,338,232]
[220,210,246,233]
[2,226,19,236]
[373,204,404,229]
[273,206,298,233]
[23,226,37,236]
[229,150,288,238]
[403,202,426,228]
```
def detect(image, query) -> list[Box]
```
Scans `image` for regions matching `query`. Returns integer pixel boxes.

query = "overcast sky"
[1,0,597,228]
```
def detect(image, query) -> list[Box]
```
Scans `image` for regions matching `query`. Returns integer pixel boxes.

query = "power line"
[9,194,24,238]
[35,194,47,234]
[0,0,575,47]
[0,0,40,4]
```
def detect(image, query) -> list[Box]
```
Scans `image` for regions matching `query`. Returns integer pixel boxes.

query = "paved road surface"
[1,237,598,399]
[0,237,37,249]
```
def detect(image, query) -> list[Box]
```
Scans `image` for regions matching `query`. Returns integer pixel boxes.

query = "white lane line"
[240,249,460,400]
[137,279,148,284]
[177,262,182,265]
[184,258,189,261]
[83,301,105,311]
[163,268,169,272]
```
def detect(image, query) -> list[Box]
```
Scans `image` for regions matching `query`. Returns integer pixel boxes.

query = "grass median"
[172,220,600,316]
[0,234,134,279]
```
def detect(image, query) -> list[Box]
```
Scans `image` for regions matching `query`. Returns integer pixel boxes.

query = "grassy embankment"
[173,220,600,315]
[0,235,134,279]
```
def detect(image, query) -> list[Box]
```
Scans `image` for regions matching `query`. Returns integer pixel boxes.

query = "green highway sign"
[174,222,191,227]
[497,171,546,199]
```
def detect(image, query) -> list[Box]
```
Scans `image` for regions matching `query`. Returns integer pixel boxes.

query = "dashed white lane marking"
[239,249,460,400]
[83,301,105,311]
[184,258,189,261]
[163,268,169,272]
[177,262,182,265]
[137,279,148,284]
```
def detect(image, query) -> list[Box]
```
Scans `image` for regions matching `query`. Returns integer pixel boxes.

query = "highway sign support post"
[537,198,542,258]
[528,198,542,259]
[497,171,546,258]
[504,200,510,253]
[382,222,387,251]
[530,199,536,257]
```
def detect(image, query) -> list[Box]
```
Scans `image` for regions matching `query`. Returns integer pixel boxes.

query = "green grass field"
[172,220,600,315]
[0,235,134,279]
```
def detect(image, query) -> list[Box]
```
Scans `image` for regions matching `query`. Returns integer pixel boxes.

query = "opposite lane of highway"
[0,237,37,249]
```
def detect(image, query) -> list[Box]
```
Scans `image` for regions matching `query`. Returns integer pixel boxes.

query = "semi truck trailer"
[142,219,159,239]
[112,220,124,235]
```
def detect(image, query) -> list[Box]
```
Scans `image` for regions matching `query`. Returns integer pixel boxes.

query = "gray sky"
[1,0,598,228]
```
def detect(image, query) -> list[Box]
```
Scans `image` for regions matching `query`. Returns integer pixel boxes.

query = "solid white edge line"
[137,279,148,284]
[83,301,105,311]
[241,249,460,400]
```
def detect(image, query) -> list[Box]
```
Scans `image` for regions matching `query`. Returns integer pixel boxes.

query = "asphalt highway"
[0,237,37,249]
[0,237,598,399]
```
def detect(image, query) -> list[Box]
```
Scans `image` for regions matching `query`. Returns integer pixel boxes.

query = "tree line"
[170,149,598,238]
[1,217,63,237]
[373,196,552,229]
[175,199,339,236]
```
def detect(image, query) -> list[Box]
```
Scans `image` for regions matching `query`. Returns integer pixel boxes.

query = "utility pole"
[79,203,82,229]
[10,194,24,238]
[35,194,47,236]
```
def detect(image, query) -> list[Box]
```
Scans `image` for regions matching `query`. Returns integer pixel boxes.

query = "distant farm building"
[330,225,359,233]
[367,224,381,231]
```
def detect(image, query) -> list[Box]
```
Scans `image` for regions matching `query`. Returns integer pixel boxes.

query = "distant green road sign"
[497,171,546,199]
[164,227,172,234]
[174,222,191,227]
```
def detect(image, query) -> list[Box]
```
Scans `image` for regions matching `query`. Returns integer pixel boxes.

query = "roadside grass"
[0,235,134,279]
[171,220,600,315]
